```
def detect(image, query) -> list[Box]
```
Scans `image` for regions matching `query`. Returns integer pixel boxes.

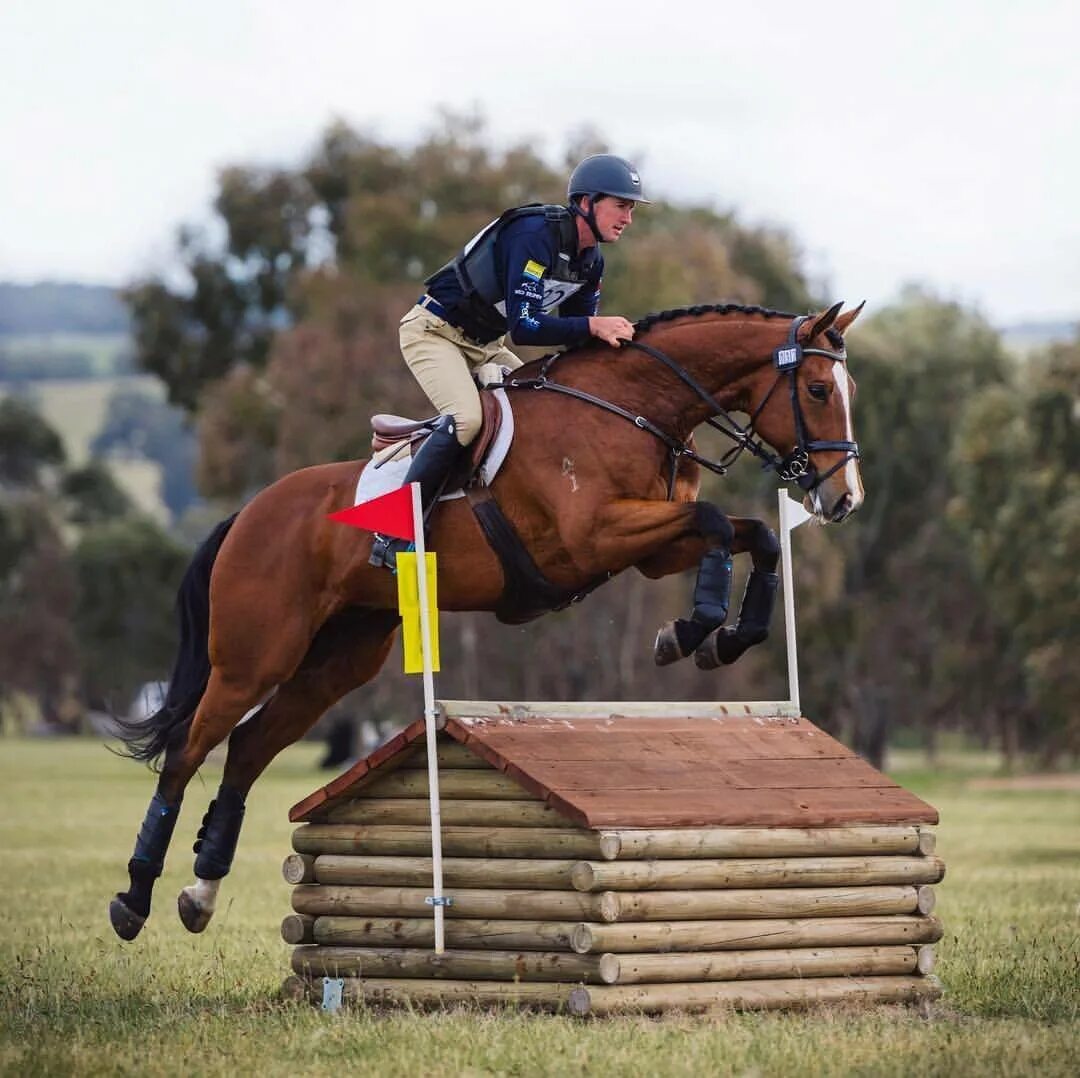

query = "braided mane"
[553,301,846,364]
[633,302,798,332]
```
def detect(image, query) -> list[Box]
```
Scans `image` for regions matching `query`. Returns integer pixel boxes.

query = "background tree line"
[3,113,1076,766]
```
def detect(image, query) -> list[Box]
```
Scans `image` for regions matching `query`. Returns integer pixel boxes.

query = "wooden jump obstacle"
[281,701,943,1016]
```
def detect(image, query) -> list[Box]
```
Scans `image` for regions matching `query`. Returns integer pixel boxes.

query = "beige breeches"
[400,304,522,445]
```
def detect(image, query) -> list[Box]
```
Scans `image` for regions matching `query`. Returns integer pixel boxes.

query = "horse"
[108,299,864,941]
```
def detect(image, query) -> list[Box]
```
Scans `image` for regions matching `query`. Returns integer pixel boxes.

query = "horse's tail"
[113,513,239,768]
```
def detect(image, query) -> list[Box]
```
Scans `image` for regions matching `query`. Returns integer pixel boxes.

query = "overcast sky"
[3,0,1077,323]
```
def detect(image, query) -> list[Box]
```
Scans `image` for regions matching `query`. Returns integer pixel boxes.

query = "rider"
[370,153,650,568]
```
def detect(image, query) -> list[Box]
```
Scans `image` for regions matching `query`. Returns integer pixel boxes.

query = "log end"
[282,853,316,885]
[598,833,621,861]
[916,945,936,975]
[570,923,595,954]
[924,915,945,943]
[598,954,620,985]
[917,829,937,856]
[568,986,592,1016]
[570,862,596,893]
[281,913,315,945]
[599,892,621,923]
[916,885,936,915]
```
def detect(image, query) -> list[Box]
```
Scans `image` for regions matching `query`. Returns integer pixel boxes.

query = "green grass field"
[0,739,1076,1076]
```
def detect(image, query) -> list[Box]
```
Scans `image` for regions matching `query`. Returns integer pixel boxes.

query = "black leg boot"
[369,415,466,569]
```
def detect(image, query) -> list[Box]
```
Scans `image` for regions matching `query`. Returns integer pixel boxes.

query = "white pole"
[411,481,446,953]
[778,490,802,715]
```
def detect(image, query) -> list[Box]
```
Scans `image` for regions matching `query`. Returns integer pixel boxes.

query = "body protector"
[427,205,595,344]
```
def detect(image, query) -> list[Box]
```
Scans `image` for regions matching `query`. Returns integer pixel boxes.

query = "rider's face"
[590,196,636,242]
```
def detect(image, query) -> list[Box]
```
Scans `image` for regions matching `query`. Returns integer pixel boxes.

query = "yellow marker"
[396,552,440,673]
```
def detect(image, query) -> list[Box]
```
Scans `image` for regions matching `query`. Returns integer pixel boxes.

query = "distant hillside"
[0,281,129,334]
[999,319,1078,354]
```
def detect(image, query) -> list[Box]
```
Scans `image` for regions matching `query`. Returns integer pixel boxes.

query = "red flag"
[328,485,415,541]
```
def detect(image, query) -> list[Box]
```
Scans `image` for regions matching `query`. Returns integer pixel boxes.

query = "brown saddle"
[370,390,503,473]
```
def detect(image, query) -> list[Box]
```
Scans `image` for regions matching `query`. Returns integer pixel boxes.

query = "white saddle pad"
[353,388,515,505]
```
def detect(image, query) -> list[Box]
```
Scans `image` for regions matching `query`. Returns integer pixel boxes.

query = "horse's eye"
[808,383,829,402]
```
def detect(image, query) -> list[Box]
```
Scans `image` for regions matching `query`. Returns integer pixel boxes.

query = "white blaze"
[833,363,862,507]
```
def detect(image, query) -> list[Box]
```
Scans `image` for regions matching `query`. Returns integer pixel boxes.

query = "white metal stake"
[778,489,812,716]
[411,481,446,953]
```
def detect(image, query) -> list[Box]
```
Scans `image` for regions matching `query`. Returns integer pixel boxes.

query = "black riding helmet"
[567,154,650,243]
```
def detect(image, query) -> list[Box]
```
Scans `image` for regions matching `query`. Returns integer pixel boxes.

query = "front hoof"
[694,627,748,670]
[178,887,213,933]
[109,895,146,941]
[694,631,721,670]
[654,622,684,666]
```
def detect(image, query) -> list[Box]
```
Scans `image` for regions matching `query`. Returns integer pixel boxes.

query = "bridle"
[505,313,860,500]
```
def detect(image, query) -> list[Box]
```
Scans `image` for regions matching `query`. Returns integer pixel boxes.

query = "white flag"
[779,491,814,532]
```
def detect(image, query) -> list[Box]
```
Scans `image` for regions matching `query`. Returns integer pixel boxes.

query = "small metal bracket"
[321,977,344,1013]
[425,895,454,907]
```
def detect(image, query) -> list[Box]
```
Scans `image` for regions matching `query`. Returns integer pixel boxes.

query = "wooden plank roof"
[289,706,938,828]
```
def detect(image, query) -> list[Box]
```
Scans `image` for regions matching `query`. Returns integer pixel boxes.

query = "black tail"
[114,513,239,768]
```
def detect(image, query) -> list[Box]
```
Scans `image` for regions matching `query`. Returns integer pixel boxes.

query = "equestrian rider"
[370,153,650,568]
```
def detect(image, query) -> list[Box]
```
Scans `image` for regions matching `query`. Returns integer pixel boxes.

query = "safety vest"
[428,204,588,309]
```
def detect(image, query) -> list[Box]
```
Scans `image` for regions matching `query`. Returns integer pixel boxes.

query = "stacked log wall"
[283,748,944,1015]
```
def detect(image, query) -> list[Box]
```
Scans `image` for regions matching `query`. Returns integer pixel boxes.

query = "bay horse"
[109,300,864,941]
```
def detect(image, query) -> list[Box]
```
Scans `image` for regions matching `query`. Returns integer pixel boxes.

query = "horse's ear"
[833,301,866,336]
[809,301,844,339]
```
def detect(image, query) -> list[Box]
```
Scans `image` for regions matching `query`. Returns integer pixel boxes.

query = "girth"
[466,487,611,624]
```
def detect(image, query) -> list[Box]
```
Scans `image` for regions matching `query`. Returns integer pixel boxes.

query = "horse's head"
[750,302,865,523]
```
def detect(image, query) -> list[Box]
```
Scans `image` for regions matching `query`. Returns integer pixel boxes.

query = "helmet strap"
[570,196,606,245]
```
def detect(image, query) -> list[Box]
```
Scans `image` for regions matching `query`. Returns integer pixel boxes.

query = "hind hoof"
[178,887,213,933]
[695,627,749,670]
[694,633,721,670]
[654,622,685,666]
[109,895,146,941]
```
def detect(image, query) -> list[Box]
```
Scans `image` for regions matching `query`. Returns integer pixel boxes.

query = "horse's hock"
[280,702,943,1016]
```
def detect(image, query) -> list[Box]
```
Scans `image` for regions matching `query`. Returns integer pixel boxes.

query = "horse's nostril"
[831,493,853,522]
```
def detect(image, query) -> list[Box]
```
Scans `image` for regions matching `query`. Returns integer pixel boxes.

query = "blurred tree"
[72,517,190,708]
[797,290,1024,765]
[950,337,1080,760]
[61,460,134,526]
[0,396,190,722]
[0,497,79,726]
[0,396,67,488]
[91,389,199,518]
[196,365,283,502]
[125,166,316,411]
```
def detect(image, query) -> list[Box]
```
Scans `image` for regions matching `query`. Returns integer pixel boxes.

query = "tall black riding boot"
[369,415,466,569]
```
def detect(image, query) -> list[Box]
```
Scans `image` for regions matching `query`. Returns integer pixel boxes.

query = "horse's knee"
[740,519,779,571]
[451,400,483,446]
[692,502,735,548]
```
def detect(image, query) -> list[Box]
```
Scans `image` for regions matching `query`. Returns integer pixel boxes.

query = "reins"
[505,314,859,500]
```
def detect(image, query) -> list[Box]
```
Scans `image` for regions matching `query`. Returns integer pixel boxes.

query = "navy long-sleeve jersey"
[426,213,604,347]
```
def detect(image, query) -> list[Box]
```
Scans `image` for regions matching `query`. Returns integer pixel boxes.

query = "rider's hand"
[589,315,635,348]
